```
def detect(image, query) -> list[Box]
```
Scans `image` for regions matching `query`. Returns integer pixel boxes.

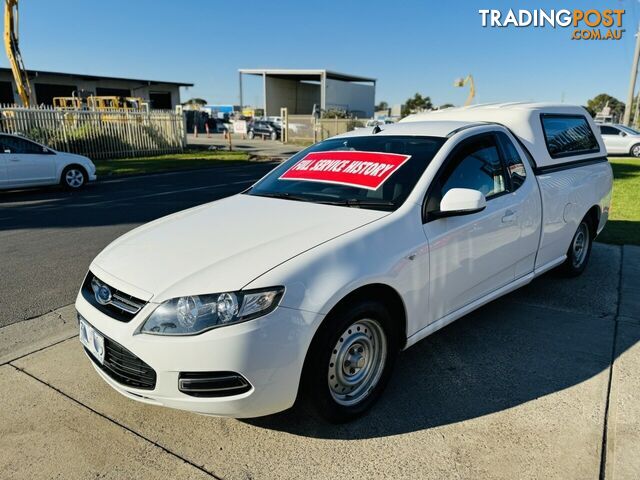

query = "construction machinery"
[86,96,148,112]
[4,0,31,106]
[453,75,476,106]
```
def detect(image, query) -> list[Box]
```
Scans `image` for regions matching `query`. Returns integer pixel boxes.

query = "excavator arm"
[4,0,31,106]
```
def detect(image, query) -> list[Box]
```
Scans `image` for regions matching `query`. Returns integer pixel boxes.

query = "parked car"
[248,120,281,140]
[0,133,96,190]
[205,117,228,134]
[597,123,640,156]
[76,103,612,422]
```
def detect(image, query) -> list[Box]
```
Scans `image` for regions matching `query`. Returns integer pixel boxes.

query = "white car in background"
[0,133,96,191]
[597,123,640,156]
[76,103,612,423]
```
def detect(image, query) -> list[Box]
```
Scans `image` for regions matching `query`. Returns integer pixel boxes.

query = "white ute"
[76,103,613,422]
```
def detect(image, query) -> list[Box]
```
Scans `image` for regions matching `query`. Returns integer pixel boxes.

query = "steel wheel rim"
[327,318,387,406]
[572,222,589,268]
[66,169,84,188]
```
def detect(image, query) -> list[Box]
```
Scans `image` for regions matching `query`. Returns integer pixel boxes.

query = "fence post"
[280,107,288,143]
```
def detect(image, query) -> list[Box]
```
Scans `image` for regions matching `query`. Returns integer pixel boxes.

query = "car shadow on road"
[0,162,278,230]
[245,275,627,440]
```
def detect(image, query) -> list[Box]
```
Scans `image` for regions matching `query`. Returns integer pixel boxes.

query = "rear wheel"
[248,130,255,139]
[61,165,86,190]
[304,299,399,423]
[270,131,278,141]
[560,218,593,276]
[631,143,640,157]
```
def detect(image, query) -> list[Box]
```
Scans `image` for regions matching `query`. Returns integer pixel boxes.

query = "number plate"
[79,318,105,364]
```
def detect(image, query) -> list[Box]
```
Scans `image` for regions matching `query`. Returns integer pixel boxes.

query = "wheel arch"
[584,204,601,237]
[60,163,88,182]
[314,283,408,350]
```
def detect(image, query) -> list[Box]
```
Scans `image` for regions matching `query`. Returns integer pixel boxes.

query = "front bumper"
[75,292,323,418]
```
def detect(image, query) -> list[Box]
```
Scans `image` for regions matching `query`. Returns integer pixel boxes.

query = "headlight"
[140,287,284,336]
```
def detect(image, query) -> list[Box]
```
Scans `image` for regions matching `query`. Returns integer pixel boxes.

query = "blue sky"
[5,0,640,108]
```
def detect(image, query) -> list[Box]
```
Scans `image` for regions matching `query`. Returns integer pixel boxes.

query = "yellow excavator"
[4,1,148,113]
[4,0,31,106]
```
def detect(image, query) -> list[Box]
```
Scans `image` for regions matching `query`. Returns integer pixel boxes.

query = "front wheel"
[304,300,399,423]
[248,130,255,139]
[61,166,87,190]
[560,218,593,276]
[631,144,640,157]
[270,131,278,141]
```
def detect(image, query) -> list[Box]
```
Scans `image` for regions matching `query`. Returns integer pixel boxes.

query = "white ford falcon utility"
[76,103,613,422]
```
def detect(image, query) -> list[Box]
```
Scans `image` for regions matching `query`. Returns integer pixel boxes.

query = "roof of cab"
[333,120,477,139]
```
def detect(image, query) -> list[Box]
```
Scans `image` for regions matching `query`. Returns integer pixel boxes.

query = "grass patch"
[95,149,251,176]
[597,157,640,246]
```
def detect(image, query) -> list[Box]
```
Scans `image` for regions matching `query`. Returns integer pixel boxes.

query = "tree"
[401,93,433,117]
[439,103,455,109]
[322,108,349,119]
[586,94,624,119]
[376,101,389,111]
[182,98,208,106]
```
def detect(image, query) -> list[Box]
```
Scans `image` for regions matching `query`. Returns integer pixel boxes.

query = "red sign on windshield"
[279,151,412,190]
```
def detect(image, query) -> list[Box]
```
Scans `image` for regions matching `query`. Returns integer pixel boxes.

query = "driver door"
[422,133,521,323]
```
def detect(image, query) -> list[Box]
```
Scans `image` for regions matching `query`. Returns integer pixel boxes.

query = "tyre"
[270,131,278,141]
[303,299,399,423]
[631,144,640,157]
[560,217,593,277]
[248,130,255,139]
[61,165,87,190]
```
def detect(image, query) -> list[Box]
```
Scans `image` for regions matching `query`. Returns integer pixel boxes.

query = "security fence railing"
[281,109,367,144]
[0,105,186,159]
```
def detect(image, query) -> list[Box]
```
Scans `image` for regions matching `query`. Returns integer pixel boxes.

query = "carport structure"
[238,68,376,117]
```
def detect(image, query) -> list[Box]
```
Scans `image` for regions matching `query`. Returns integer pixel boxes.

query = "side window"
[496,132,526,190]
[599,125,619,136]
[541,114,599,158]
[435,135,506,206]
[0,136,42,154]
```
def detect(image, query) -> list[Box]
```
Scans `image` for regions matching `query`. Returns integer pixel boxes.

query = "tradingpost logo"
[479,9,625,40]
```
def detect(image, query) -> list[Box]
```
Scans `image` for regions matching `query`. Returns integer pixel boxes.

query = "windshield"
[246,135,445,211]
[618,125,640,135]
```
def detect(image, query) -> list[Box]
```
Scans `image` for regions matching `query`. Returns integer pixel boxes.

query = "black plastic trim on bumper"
[178,371,251,397]
[85,334,157,391]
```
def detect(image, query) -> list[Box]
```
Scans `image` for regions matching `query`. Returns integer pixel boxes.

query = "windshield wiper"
[251,192,312,202]
[324,198,397,210]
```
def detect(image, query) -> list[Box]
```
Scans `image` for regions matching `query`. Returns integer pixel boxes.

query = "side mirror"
[435,188,487,218]
[619,131,627,137]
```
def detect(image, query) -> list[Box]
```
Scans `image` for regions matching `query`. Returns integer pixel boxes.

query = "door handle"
[502,209,517,224]
[8,158,20,162]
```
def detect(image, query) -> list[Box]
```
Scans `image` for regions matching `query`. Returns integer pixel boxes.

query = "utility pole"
[623,24,640,126]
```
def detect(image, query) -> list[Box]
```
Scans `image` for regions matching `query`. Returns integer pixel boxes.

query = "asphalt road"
[0,162,278,327]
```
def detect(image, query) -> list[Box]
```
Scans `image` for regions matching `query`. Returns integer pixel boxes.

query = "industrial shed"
[0,68,193,109]
[238,68,376,118]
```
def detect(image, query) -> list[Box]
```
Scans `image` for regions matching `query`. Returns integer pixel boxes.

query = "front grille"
[81,272,146,322]
[87,336,156,390]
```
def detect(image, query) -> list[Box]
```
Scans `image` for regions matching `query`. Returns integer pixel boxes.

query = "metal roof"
[238,68,376,83]
[0,67,193,87]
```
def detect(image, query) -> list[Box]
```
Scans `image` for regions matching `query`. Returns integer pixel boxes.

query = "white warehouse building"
[238,68,376,118]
